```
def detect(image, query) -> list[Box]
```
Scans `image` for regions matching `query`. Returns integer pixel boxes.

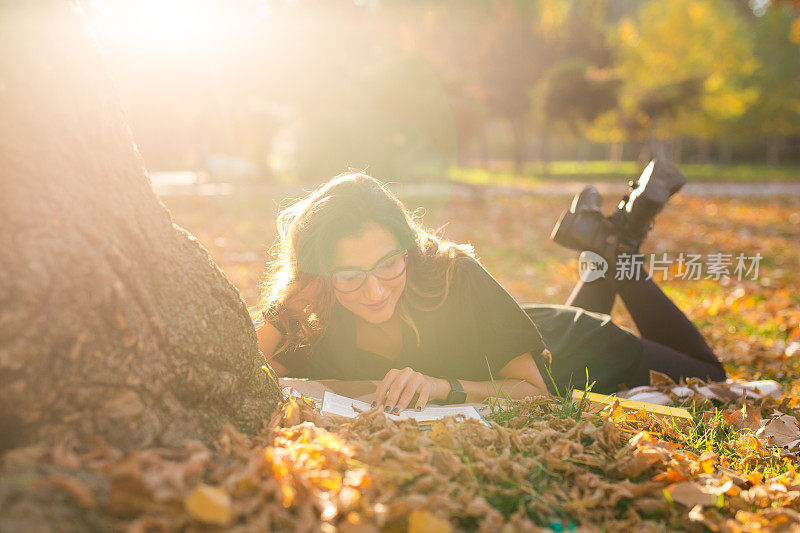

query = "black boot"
[608,160,687,248]
[550,185,623,263]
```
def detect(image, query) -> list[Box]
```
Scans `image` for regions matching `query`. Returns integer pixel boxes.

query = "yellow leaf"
[338,486,361,514]
[280,481,295,508]
[282,398,301,427]
[791,18,800,46]
[428,421,447,442]
[617,17,638,46]
[408,509,453,533]
[697,451,717,474]
[539,0,569,34]
[609,400,625,424]
[185,484,232,526]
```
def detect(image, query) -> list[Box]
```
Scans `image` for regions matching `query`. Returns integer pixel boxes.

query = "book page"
[321,390,396,419]
[321,391,487,425]
[397,404,484,423]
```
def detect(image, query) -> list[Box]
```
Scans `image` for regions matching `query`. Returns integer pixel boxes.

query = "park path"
[149,171,800,198]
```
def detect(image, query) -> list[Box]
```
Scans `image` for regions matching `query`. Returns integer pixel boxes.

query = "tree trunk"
[0,2,282,452]
[537,121,551,177]
[510,116,527,177]
[671,137,683,165]
[767,135,782,167]
[697,137,711,165]
[607,141,623,170]
[575,138,588,163]
[719,138,733,166]
[647,119,668,162]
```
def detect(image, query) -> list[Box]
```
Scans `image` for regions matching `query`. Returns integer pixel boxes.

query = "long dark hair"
[258,173,474,353]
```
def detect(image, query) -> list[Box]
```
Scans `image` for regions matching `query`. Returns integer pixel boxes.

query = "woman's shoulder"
[451,253,495,286]
[436,253,511,309]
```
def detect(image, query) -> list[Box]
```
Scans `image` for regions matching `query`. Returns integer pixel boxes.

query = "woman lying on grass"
[256,169,725,413]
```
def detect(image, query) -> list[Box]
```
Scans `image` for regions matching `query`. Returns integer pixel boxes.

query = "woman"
[256,169,725,414]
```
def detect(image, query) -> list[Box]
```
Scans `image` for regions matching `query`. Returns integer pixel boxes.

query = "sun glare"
[85,0,243,53]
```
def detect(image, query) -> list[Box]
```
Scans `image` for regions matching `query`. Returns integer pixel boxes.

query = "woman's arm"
[257,276,328,378]
[456,351,549,403]
[256,319,288,377]
[374,352,549,412]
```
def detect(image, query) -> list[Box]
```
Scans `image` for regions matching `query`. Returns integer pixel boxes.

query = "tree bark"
[0,2,282,452]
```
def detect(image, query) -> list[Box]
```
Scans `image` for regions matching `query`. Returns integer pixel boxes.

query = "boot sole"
[552,186,604,249]
[550,208,619,256]
[550,209,582,250]
[629,160,687,207]
[571,185,603,213]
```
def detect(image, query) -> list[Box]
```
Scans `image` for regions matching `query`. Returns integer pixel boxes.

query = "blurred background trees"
[82,0,800,183]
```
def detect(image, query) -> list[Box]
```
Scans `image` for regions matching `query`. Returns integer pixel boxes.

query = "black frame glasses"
[330,249,408,293]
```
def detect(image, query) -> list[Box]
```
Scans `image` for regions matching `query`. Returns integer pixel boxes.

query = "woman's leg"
[564,269,726,383]
[634,338,726,384]
[564,277,616,315]
[615,273,726,380]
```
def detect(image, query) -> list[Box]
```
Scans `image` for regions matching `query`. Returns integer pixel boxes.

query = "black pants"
[565,272,726,385]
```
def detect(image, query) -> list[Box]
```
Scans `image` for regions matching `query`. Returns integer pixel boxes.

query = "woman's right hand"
[372,367,449,413]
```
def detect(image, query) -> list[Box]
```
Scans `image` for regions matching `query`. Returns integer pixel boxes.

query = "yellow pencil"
[571,390,693,421]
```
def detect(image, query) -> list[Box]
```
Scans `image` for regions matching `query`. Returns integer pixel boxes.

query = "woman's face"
[331,222,407,324]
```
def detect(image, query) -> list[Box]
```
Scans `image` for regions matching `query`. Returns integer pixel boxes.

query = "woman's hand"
[372,367,448,413]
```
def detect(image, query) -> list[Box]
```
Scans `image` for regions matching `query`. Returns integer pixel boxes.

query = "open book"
[320,391,488,426]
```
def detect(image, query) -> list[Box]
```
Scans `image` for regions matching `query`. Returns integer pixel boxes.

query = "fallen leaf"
[756,414,800,449]
[649,371,678,388]
[408,509,453,533]
[723,404,762,432]
[185,484,232,526]
[43,475,97,509]
[694,451,717,475]
[654,468,688,483]
[665,482,721,508]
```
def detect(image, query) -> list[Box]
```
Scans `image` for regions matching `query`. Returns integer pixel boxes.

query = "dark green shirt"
[272,256,643,394]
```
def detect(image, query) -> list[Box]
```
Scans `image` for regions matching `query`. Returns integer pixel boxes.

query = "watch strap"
[444,377,467,404]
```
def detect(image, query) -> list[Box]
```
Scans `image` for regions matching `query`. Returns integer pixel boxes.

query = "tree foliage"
[612,0,759,150]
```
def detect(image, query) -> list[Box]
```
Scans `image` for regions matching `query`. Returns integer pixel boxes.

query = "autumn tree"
[611,0,759,163]
[534,0,619,171]
[0,2,282,453]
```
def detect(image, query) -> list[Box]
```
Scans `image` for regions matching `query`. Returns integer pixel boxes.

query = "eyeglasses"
[330,249,408,293]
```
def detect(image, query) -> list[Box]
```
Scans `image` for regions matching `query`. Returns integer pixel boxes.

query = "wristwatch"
[444,377,467,404]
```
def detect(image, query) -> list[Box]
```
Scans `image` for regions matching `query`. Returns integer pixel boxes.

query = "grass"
[449,160,800,185]
[670,405,795,479]
[482,348,596,428]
